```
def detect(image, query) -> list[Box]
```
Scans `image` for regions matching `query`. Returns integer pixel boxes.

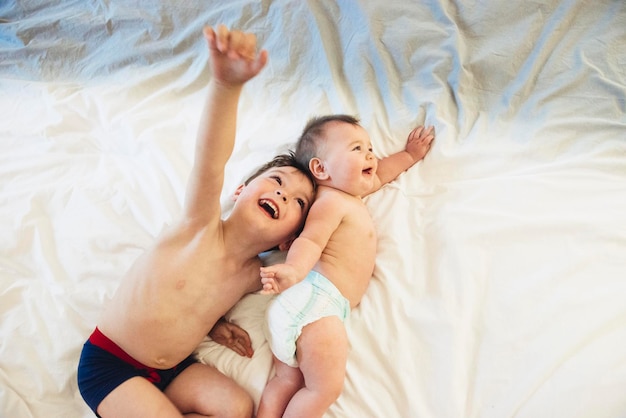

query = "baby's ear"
[232,184,245,201]
[309,157,329,180]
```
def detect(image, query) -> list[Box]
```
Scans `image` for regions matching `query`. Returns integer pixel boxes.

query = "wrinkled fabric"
[1,1,625,417]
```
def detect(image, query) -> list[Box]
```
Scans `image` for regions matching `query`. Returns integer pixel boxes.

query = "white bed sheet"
[1,1,626,417]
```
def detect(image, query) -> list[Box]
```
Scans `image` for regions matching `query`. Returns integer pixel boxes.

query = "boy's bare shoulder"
[151,217,223,260]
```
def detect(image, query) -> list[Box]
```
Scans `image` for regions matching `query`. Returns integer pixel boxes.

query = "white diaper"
[264,270,350,367]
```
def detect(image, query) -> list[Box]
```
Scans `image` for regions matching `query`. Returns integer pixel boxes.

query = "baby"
[258,114,434,417]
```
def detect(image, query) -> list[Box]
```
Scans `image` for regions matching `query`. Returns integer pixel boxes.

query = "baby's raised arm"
[183,26,268,222]
[369,125,435,195]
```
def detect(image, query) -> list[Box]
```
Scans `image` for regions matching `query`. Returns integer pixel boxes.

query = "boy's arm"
[208,317,254,358]
[368,125,435,196]
[260,193,343,293]
[184,26,268,223]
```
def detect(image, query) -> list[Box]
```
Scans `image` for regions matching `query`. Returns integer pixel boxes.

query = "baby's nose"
[276,189,287,202]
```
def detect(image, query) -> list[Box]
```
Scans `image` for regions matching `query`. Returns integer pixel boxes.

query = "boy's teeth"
[260,199,278,219]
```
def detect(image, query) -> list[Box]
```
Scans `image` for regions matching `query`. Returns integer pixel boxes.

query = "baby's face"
[317,122,377,196]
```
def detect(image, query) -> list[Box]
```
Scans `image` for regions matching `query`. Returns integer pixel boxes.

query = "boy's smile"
[259,198,279,219]
[233,166,314,241]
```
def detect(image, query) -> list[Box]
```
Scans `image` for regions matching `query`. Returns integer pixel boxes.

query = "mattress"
[1,1,625,417]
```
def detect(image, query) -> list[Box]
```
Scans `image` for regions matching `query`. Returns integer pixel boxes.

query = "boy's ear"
[232,184,245,201]
[309,157,329,181]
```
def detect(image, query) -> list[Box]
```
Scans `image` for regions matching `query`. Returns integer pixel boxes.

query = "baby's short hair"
[244,151,316,188]
[294,114,360,170]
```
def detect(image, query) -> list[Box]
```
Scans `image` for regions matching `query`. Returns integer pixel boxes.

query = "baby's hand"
[203,25,268,86]
[260,275,280,295]
[405,126,435,162]
[260,267,279,294]
[260,265,298,294]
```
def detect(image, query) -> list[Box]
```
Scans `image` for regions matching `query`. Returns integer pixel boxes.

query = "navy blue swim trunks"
[77,327,196,416]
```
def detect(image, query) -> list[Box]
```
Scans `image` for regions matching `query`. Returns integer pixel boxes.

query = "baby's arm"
[184,26,268,222]
[260,192,343,293]
[369,125,435,195]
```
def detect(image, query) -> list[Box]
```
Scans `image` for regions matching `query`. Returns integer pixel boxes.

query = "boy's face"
[315,122,378,196]
[233,166,314,244]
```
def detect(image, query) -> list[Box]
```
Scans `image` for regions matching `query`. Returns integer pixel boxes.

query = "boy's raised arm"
[184,26,268,222]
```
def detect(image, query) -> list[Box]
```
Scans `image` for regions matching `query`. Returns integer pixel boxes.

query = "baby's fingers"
[259,269,276,279]
[260,285,278,295]
[422,125,435,139]
[409,126,435,142]
[260,277,279,294]
[408,126,422,141]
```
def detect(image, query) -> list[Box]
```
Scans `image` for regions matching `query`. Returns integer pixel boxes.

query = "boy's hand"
[405,126,435,162]
[208,318,254,358]
[203,25,268,86]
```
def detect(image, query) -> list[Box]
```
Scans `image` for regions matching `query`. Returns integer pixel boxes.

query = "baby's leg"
[257,357,304,418]
[284,316,348,418]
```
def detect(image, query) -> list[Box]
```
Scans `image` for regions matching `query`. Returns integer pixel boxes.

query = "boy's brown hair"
[244,151,317,189]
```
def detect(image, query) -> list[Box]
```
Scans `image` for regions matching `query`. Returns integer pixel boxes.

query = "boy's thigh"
[97,376,182,418]
[165,362,253,417]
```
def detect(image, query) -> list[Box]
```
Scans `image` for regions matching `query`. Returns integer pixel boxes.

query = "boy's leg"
[165,362,254,418]
[257,357,304,418]
[97,376,183,418]
[284,316,348,418]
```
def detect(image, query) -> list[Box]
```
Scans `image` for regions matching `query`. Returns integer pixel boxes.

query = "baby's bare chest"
[328,203,377,256]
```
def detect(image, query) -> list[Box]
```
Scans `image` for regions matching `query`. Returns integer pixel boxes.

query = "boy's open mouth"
[259,199,279,219]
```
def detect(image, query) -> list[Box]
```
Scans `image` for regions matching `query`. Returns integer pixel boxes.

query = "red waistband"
[89,327,150,370]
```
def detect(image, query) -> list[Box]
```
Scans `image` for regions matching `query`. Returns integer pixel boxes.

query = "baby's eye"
[296,198,305,210]
[271,175,282,185]
[353,145,361,151]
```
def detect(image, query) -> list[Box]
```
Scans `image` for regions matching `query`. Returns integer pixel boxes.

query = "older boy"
[77,25,315,417]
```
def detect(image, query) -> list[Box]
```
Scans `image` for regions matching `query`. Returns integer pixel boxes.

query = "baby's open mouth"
[259,199,279,219]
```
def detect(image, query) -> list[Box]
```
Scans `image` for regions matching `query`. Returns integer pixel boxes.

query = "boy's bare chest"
[131,228,261,315]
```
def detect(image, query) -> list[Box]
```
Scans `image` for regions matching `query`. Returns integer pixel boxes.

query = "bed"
[1,1,625,417]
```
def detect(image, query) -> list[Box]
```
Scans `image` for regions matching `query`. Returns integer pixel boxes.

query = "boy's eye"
[353,146,361,151]
[271,175,282,185]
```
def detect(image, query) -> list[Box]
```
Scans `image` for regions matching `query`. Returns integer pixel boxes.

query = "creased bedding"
[1,1,625,417]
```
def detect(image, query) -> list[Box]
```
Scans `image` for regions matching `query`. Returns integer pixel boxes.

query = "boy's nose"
[276,189,287,202]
